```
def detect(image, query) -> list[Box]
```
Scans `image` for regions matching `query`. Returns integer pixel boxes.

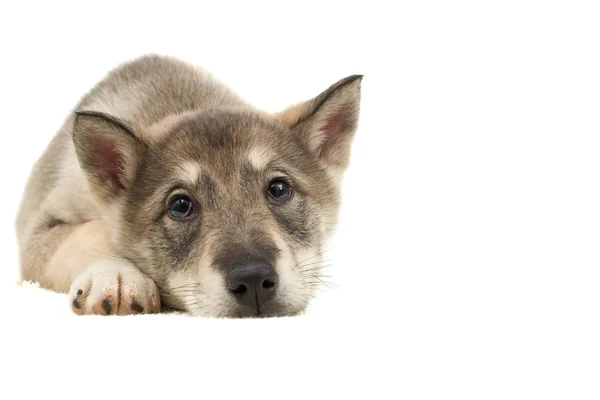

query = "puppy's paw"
[69,260,160,316]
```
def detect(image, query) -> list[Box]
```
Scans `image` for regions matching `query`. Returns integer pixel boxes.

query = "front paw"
[69,260,160,316]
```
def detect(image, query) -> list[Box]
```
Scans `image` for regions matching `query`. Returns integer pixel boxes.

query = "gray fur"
[15,54,362,317]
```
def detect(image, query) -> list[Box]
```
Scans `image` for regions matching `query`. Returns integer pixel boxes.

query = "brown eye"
[168,196,195,220]
[268,179,293,202]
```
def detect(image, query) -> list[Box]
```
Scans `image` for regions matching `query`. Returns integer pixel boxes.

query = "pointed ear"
[276,74,363,171]
[72,111,144,201]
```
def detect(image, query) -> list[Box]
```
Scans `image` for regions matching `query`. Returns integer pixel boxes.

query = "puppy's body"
[16,55,361,317]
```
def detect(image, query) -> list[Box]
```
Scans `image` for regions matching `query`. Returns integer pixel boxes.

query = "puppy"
[15,54,362,317]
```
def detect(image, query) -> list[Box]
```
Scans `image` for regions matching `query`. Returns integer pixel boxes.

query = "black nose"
[227,263,278,310]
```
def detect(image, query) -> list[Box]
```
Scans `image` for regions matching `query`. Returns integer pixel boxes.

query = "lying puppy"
[15,55,362,317]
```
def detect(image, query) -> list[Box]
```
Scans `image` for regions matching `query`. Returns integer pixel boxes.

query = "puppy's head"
[73,75,362,317]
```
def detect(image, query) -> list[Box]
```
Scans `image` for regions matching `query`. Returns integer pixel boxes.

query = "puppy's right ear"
[72,111,144,202]
[275,75,362,174]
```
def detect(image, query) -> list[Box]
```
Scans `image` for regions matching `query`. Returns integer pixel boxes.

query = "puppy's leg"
[20,220,160,315]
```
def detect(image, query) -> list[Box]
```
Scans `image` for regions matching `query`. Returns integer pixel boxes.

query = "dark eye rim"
[167,195,197,220]
[267,178,294,203]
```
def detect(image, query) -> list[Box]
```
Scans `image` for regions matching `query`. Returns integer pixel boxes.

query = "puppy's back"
[77,54,248,124]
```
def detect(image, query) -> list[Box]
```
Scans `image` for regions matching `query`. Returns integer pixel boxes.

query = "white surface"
[1,1,599,399]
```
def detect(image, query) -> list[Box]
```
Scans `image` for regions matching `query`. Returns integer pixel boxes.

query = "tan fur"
[142,110,198,143]
[247,147,273,170]
[277,103,305,127]
[177,161,203,186]
[16,54,362,317]
[45,220,115,293]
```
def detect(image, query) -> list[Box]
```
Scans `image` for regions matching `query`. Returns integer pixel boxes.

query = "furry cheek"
[269,229,321,312]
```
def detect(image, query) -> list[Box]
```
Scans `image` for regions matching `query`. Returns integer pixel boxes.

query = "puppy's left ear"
[276,75,363,172]
[72,111,145,203]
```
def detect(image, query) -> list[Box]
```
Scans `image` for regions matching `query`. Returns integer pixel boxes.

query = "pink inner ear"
[319,108,345,156]
[89,136,125,189]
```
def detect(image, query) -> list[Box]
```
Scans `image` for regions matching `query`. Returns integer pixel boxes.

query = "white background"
[1,1,599,399]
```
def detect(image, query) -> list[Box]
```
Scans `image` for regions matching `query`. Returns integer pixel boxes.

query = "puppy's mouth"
[222,301,306,319]
[181,295,306,319]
